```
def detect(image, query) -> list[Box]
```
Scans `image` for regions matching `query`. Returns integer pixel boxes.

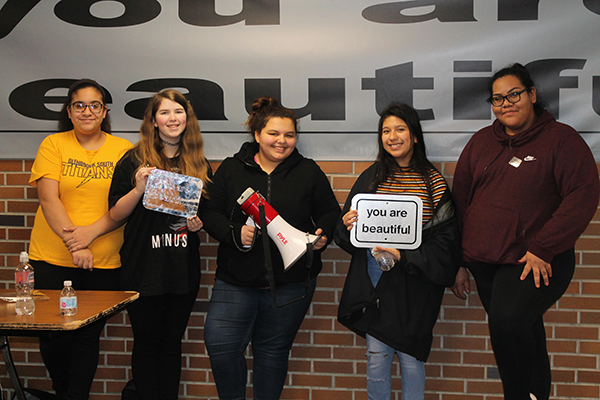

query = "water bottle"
[15,251,35,315]
[60,280,77,316]
[371,249,396,272]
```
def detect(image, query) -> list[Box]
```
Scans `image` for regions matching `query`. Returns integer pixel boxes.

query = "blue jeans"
[366,335,425,400]
[367,250,383,287]
[204,278,316,400]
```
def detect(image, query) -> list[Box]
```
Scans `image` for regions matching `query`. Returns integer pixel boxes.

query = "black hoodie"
[201,141,341,287]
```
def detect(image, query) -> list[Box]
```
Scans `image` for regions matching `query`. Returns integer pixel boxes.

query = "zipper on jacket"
[265,175,272,284]
[243,157,272,201]
[376,298,380,308]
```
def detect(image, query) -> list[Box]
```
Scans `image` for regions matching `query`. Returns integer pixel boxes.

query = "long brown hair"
[131,89,210,194]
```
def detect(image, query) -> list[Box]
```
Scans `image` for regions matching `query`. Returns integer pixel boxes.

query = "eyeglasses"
[490,89,528,107]
[70,101,105,114]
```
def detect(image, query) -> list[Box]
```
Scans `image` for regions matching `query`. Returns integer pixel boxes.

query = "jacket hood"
[233,141,303,176]
[492,109,555,147]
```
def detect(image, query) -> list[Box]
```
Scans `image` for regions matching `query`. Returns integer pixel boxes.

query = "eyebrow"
[72,99,102,103]
[158,107,185,112]
[383,124,408,129]
[267,129,295,133]
[493,86,523,95]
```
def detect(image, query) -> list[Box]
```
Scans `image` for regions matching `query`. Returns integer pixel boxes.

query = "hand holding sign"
[350,193,422,249]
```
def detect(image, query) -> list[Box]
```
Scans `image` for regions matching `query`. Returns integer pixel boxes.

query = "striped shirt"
[376,166,448,225]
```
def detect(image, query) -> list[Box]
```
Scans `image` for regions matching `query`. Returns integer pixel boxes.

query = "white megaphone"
[237,187,321,270]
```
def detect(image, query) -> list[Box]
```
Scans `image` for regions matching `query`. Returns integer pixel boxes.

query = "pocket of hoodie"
[462,202,520,262]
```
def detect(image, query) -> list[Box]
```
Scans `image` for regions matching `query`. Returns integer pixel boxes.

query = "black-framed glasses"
[70,101,105,114]
[490,89,528,107]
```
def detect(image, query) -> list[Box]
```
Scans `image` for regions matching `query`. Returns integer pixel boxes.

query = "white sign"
[350,194,422,250]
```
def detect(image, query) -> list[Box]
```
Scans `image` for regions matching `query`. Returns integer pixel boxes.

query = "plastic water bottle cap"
[20,251,28,263]
[64,280,72,287]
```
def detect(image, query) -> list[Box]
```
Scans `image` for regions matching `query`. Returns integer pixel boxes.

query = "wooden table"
[0,290,139,400]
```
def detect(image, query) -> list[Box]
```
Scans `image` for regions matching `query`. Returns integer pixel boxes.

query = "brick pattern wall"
[1,158,599,400]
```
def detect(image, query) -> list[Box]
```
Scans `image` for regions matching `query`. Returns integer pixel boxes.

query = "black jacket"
[336,163,461,361]
[200,141,341,287]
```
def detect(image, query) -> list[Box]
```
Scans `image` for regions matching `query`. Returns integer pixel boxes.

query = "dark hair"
[369,103,438,215]
[58,79,111,133]
[489,63,545,115]
[369,103,434,188]
[245,97,298,137]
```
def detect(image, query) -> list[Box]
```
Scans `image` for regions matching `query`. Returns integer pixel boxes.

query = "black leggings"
[126,291,198,400]
[467,248,575,400]
[31,260,120,400]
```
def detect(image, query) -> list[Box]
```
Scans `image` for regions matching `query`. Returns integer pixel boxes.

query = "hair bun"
[251,96,280,114]
[245,96,297,136]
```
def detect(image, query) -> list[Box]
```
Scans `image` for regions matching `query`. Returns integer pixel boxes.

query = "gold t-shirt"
[29,130,132,269]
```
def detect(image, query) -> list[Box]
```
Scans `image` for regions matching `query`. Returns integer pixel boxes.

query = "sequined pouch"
[142,169,203,218]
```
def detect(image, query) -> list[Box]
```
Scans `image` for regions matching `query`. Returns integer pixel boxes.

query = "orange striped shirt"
[376,166,448,225]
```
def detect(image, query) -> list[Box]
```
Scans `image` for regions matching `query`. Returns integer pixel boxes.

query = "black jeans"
[467,248,575,400]
[31,260,120,400]
[126,291,198,400]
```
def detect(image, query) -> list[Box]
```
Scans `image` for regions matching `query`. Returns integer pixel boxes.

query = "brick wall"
[1,158,599,400]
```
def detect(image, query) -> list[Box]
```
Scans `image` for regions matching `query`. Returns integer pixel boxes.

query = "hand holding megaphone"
[240,224,258,247]
[237,187,322,270]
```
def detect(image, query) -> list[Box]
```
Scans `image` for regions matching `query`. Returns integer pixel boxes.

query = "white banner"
[1,0,599,160]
